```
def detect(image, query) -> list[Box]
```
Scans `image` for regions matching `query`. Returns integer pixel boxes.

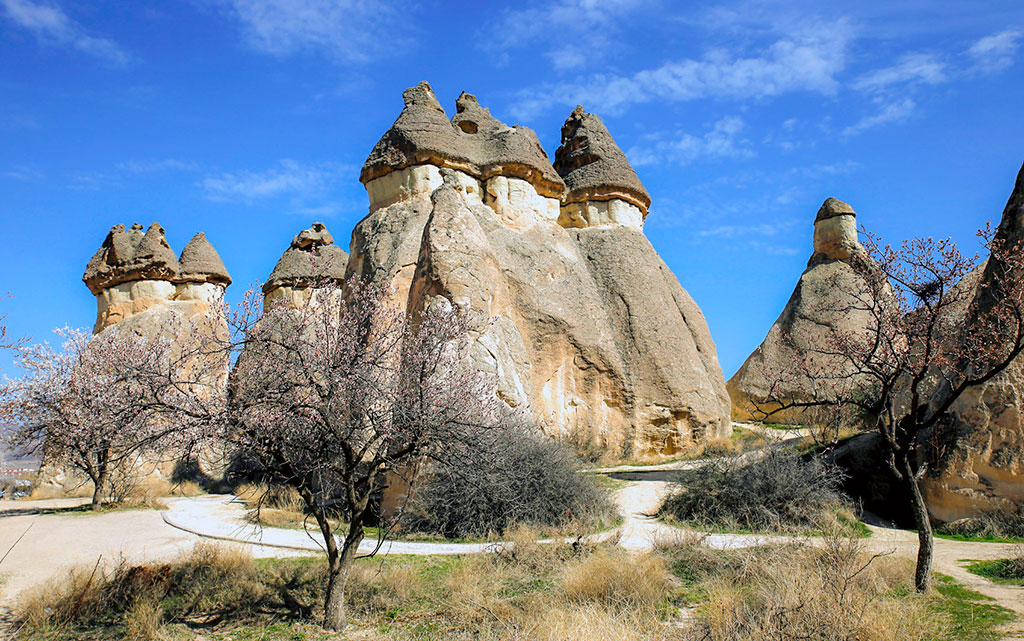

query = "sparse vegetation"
[660,445,853,534]
[966,556,1024,585]
[402,425,616,539]
[13,538,1008,641]
[937,508,1024,542]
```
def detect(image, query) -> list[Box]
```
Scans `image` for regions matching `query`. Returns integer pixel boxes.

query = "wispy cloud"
[200,159,351,203]
[486,0,647,69]
[4,164,43,182]
[967,29,1021,73]
[509,19,852,119]
[842,97,916,136]
[225,0,409,63]
[118,159,199,173]
[0,0,130,66]
[629,116,753,166]
[852,53,946,93]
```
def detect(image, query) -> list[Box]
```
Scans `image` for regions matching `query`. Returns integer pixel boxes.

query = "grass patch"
[928,573,1015,641]
[966,558,1024,585]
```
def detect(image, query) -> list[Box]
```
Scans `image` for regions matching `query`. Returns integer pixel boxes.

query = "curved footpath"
[1,467,1022,637]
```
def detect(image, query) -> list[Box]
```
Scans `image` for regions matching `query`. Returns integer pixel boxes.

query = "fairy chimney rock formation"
[84,223,231,333]
[813,197,859,261]
[263,222,349,308]
[554,105,651,229]
[728,198,876,425]
[348,82,730,456]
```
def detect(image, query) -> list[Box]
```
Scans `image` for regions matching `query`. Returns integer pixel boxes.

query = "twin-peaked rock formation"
[727,198,878,425]
[350,82,730,456]
[84,223,231,335]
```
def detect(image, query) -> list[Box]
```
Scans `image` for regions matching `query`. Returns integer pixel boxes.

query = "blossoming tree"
[225,278,506,631]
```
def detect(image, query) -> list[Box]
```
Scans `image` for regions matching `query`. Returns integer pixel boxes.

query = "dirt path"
[0,499,307,608]
[1,468,1022,637]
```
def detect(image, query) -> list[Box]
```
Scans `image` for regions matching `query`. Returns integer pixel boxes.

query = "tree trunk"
[903,457,934,592]
[91,466,108,511]
[322,562,348,631]
[320,520,365,631]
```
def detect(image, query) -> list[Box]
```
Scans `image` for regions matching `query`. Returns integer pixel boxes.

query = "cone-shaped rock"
[922,161,1024,521]
[84,222,181,294]
[728,198,878,425]
[555,105,731,446]
[178,232,232,285]
[360,82,564,199]
[264,222,349,296]
[554,105,651,215]
[349,86,731,457]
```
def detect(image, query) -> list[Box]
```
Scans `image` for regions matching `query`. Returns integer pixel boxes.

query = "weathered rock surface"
[727,198,880,425]
[922,162,1024,521]
[350,85,730,456]
[85,224,231,333]
[264,222,349,308]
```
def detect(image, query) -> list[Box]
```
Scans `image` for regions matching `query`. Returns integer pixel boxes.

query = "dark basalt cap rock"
[815,197,856,222]
[263,222,349,293]
[553,105,651,213]
[360,81,565,199]
[178,232,232,286]
[83,222,181,294]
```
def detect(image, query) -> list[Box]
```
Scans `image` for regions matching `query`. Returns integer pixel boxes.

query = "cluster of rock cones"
[81,80,1024,521]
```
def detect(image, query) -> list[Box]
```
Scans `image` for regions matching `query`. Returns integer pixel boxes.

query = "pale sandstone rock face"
[922,162,1024,521]
[350,86,730,456]
[80,224,232,478]
[727,198,880,425]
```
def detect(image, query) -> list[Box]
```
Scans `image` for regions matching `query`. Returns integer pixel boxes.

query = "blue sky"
[1,0,1022,378]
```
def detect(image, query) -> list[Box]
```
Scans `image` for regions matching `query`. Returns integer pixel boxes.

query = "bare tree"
[751,227,1024,592]
[1,327,214,509]
[224,278,506,631]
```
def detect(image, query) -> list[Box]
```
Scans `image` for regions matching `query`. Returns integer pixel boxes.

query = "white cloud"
[200,159,349,202]
[852,53,946,93]
[510,19,852,118]
[0,0,130,66]
[488,0,645,52]
[967,29,1021,73]
[225,0,407,63]
[118,159,199,173]
[842,97,916,136]
[629,116,753,166]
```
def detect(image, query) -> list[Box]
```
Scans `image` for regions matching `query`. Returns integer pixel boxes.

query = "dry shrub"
[403,426,616,538]
[661,445,849,532]
[560,548,673,612]
[668,535,947,641]
[938,506,1024,539]
[15,543,274,637]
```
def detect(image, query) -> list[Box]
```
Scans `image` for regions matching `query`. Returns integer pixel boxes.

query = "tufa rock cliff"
[349,82,730,457]
[727,198,882,426]
[922,161,1024,521]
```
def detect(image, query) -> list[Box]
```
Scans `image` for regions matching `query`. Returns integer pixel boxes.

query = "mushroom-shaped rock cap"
[361,81,565,198]
[553,105,651,213]
[263,223,349,294]
[815,197,856,222]
[83,222,181,294]
[178,232,232,286]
